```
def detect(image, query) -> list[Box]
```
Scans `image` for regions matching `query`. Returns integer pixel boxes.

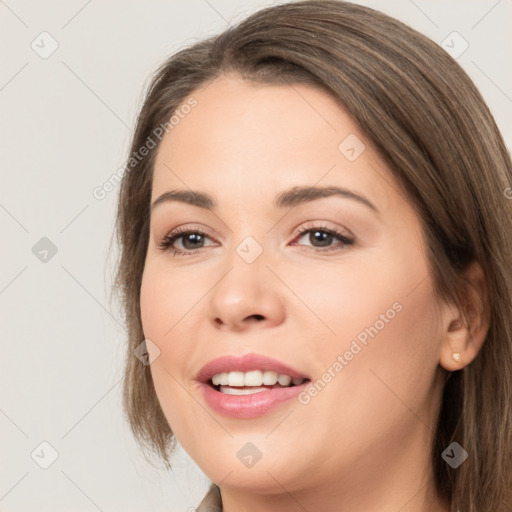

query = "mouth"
[208,370,309,395]
[196,353,311,419]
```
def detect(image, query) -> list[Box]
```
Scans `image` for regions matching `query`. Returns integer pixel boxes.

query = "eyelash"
[157,224,355,257]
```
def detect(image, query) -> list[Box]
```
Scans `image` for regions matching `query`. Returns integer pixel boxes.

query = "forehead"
[155,74,353,165]
[151,75,396,215]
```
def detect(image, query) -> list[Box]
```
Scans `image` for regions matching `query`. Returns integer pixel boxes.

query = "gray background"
[1,1,511,510]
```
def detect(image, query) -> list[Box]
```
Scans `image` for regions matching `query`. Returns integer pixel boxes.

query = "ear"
[439,261,490,371]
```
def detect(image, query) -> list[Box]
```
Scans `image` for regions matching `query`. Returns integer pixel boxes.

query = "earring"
[452,352,462,363]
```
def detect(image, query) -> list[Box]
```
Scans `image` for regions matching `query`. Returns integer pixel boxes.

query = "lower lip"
[200,381,310,419]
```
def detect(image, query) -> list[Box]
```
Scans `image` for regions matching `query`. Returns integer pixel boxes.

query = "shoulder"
[196,483,222,512]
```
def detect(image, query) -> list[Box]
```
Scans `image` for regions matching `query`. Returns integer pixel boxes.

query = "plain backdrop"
[1,1,511,510]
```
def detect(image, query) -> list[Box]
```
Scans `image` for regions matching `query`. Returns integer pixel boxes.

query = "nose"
[207,250,286,332]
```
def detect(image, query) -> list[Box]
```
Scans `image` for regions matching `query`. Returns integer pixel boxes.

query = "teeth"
[219,385,268,395]
[228,371,244,387]
[245,370,263,386]
[262,370,278,385]
[211,370,306,388]
[277,374,291,386]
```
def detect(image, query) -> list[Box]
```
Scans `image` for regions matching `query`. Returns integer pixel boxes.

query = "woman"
[113,1,512,510]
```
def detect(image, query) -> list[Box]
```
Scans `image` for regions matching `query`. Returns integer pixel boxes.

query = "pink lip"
[195,353,311,419]
[195,353,310,383]
[199,380,310,419]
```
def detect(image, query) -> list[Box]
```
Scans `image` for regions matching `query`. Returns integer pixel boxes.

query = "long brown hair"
[112,1,512,509]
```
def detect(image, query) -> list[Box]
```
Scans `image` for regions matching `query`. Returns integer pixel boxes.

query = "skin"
[140,74,487,511]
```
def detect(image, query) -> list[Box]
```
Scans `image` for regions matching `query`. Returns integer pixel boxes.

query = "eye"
[290,225,354,252]
[157,224,355,256]
[157,227,216,256]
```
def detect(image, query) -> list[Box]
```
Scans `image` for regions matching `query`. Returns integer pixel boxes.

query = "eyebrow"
[151,185,379,213]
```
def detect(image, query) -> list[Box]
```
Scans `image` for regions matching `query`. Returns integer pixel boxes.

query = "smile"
[196,353,311,418]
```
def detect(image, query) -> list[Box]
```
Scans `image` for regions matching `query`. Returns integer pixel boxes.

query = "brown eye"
[158,229,216,255]
[292,226,354,252]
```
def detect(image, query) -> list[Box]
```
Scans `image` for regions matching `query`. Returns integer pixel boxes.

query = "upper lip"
[196,353,311,383]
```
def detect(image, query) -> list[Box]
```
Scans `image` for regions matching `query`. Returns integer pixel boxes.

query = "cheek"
[307,270,441,433]
[296,242,441,417]
[140,266,169,340]
[139,262,201,435]
[140,258,205,342]
[290,286,440,476]
[139,257,217,376]
[139,262,198,398]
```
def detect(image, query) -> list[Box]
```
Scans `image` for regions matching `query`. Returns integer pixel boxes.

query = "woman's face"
[140,75,448,497]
